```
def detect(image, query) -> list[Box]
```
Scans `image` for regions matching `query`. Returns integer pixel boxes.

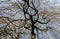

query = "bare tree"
[20,0,51,39]
[0,0,60,39]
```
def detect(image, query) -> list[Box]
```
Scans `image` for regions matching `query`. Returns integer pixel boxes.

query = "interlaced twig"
[22,0,50,39]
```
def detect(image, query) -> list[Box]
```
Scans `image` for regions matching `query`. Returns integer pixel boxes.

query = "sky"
[50,0,60,2]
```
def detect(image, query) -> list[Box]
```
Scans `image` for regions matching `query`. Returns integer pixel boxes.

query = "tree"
[21,0,49,39]
[0,0,60,39]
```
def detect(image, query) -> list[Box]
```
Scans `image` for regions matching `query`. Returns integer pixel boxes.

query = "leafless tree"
[0,0,53,39]
[20,0,51,39]
[0,0,60,39]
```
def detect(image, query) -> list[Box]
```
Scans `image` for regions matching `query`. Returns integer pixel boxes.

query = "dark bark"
[22,0,49,39]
